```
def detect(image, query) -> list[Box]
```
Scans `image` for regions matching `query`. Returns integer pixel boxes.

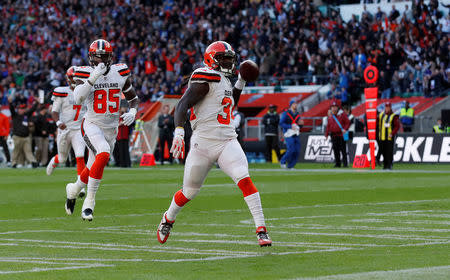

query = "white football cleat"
[65,183,77,215]
[46,157,57,175]
[256,226,272,247]
[157,212,175,244]
[81,208,93,221]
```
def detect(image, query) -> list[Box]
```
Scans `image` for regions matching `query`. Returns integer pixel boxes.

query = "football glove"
[170,127,185,159]
[88,63,107,85]
[234,73,246,90]
[121,108,137,126]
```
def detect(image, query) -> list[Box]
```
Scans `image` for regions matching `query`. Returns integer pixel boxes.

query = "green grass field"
[0,164,449,279]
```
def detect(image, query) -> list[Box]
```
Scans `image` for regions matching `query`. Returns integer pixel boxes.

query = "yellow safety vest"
[433,125,444,133]
[400,108,414,118]
[378,112,395,141]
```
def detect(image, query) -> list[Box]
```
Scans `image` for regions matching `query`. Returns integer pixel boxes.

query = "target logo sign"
[364,66,378,84]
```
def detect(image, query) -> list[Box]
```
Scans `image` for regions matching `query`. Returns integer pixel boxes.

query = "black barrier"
[246,133,450,163]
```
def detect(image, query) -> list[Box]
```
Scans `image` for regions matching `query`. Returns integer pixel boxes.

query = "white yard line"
[292,265,450,280]
[0,257,142,262]
[0,264,114,275]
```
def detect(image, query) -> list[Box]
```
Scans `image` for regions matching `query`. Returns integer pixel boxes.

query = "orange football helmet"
[204,41,237,76]
[88,39,113,67]
[66,66,75,88]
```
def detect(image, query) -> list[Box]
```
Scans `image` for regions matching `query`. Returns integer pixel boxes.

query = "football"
[239,60,259,82]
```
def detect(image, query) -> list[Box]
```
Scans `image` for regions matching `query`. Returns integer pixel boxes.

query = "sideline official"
[377,102,400,170]
[325,101,350,167]
[158,104,174,164]
[279,100,303,169]
[399,101,414,132]
[262,104,280,162]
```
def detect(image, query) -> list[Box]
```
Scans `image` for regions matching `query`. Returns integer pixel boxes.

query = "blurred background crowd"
[0,0,448,107]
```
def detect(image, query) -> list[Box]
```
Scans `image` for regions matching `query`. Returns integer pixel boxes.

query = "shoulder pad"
[190,68,221,83]
[52,86,69,97]
[73,66,92,79]
[112,63,131,77]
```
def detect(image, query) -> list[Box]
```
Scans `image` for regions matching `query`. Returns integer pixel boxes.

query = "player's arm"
[232,74,246,105]
[121,76,139,126]
[170,82,209,159]
[174,83,209,127]
[73,64,107,104]
[51,97,66,130]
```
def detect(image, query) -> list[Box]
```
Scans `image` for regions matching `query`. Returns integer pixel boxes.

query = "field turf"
[0,163,449,279]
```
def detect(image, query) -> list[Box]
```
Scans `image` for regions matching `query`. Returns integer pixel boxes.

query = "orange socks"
[174,189,190,207]
[76,157,85,175]
[89,152,110,180]
[237,177,258,197]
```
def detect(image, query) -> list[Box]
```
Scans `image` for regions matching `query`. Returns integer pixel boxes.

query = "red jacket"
[0,113,10,136]
[116,124,130,141]
[325,113,350,138]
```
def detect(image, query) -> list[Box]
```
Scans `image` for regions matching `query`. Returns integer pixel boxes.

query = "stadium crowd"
[0,0,448,107]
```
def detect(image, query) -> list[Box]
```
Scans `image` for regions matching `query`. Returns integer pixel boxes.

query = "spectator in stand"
[279,100,303,170]
[379,70,392,99]
[0,110,11,166]
[8,96,38,168]
[113,106,132,168]
[262,104,281,163]
[33,105,51,166]
[0,1,447,107]
[158,104,174,165]
[325,101,350,168]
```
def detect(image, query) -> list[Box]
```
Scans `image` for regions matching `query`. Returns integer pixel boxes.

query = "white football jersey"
[51,86,86,130]
[188,67,237,140]
[73,64,130,128]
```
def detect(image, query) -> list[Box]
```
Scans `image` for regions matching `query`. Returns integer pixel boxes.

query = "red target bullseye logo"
[364,66,378,84]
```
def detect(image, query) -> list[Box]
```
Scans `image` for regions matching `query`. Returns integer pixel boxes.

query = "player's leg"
[47,129,69,175]
[157,135,214,244]
[81,124,114,221]
[218,139,272,247]
[65,149,94,215]
[287,136,300,169]
[71,130,86,176]
[70,130,87,197]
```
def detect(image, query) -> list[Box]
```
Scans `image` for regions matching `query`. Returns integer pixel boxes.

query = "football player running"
[47,67,87,197]
[64,39,139,221]
[156,41,272,247]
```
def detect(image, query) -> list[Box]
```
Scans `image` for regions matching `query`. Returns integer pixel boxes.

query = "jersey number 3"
[217,97,232,125]
[93,89,120,114]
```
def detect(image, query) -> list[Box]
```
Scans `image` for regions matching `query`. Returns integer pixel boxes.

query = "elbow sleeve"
[73,82,92,104]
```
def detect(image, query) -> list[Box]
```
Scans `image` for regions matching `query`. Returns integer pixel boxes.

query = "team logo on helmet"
[204,41,237,76]
[88,39,113,67]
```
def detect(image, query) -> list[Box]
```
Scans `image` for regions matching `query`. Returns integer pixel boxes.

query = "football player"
[64,39,139,221]
[156,41,272,247]
[47,67,87,199]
